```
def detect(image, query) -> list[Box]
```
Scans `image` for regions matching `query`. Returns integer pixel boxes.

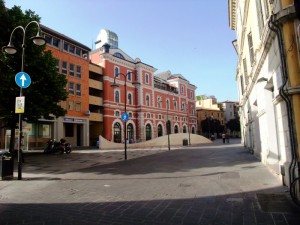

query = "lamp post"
[187,106,191,146]
[3,21,45,180]
[111,72,140,160]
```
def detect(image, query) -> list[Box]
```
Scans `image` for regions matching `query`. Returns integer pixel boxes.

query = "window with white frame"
[115,111,120,116]
[146,95,150,106]
[76,84,81,96]
[129,112,133,118]
[69,82,74,95]
[69,63,74,77]
[115,90,120,103]
[114,67,119,78]
[147,113,151,119]
[145,74,149,84]
[128,93,132,105]
[76,66,81,78]
[127,71,132,81]
[62,61,67,75]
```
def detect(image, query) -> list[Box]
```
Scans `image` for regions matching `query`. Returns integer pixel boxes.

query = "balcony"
[89,95,103,105]
[89,112,103,122]
[89,79,103,90]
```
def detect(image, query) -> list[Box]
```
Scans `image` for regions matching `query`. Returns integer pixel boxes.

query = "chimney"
[102,43,110,53]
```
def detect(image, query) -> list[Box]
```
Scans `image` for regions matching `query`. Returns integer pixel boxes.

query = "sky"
[4,0,238,102]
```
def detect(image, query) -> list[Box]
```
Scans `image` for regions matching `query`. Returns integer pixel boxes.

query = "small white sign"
[15,96,25,114]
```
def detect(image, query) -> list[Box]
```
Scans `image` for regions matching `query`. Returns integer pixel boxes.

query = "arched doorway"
[174,125,179,133]
[127,123,134,143]
[183,126,187,133]
[113,122,121,143]
[158,124,163,137]
[146,124,152,141]
[192,127,195,134]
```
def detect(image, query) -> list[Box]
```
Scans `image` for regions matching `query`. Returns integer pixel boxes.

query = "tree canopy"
[0,0,68,149]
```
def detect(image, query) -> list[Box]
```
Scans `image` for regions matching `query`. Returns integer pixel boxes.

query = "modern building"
[32,25,92,147]
[88,63,104,146]
[90,30,197,143]
[229,0,300,202]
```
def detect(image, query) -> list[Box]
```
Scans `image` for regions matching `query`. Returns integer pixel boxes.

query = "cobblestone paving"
[0,139,299,225]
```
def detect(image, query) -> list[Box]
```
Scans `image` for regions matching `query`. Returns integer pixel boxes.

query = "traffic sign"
[121,112,129,122]
[15,72,31,88]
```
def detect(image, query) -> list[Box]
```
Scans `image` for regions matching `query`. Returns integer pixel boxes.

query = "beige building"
[229,0,300,203]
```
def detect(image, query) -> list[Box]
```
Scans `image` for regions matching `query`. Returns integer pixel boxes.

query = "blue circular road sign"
[15,72,31,88]
[121,112,129,122]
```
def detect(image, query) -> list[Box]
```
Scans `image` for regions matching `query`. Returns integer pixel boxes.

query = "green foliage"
[226,118,241,132]
[0,1,68,127]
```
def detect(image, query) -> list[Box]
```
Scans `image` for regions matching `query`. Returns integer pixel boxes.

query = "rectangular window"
[76,84,81,96]
[248,32,255,65]
[69,82,74,95]
[75,47,81,56]
[52,38,60,48]
[55,59,60,73]
[75,102,81,111]
[69,45,75,54]
[64,42,69,51]
[68,100,74,110]
[62,61,67,75]
[243,58,249,85]
[45,35,52,44]
[76,66,81,78]
[69,63,74,77]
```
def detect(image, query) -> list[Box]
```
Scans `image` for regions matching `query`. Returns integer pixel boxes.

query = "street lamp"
[3,21,45,180]
[111,72,140,160]
[158,96,176,151]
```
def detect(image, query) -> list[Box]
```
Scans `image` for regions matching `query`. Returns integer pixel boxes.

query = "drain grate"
[256,193,299,213]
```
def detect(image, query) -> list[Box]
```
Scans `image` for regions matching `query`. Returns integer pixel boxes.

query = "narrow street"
[0,139,299,225]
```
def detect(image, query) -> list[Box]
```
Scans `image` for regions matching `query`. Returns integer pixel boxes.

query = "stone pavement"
[0,138,299,225]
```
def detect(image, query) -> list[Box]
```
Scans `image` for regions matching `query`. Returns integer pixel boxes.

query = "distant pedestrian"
[225,133,230,143]
[222,133,226,144]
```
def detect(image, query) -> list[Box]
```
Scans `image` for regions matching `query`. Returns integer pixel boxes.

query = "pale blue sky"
[4,0,237,102]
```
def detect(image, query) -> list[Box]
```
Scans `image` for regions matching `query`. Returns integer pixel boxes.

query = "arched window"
[113,123,121,143]
[146,124,152,141]
[127,123,134,142]
[145,74,149,83]
[183,126,187,133]
[174,125,179,133]
[166,99,170,109]
[115,90,120,103]
[115,111,120,117]
[174,101,177,110]
[128,93,132,105]
[114,67,119,77]
[146,95,150,106]
[158,124,163,137]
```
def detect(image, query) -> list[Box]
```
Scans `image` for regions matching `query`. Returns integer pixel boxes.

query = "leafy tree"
[226,118,241,132]
[0,1,68,151]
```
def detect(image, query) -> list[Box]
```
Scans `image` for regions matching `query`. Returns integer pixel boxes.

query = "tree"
[0,1,68,151]
[226,118,241,133]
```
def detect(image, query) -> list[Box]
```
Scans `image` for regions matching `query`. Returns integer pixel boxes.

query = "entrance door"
[146,124,152,141]
[113,122,121,143]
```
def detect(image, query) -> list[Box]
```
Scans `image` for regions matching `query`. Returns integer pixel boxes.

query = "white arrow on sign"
[20,74,27,87]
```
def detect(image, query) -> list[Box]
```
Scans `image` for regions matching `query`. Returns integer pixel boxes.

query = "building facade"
[33,25,92,147]
[195,95,225,137]
[90,31,197,143]
[229,0,300,202]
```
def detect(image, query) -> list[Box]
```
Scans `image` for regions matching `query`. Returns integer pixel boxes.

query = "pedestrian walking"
[225,133,230,143]
[222,132,226,144]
